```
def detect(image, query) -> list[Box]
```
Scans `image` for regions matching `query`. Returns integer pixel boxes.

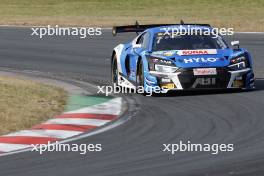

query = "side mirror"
[132,43,142,55]
[231,41,240,49]
[132,38,142,49]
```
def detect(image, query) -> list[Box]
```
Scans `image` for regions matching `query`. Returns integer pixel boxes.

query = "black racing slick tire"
[137,60,149,96]
[111,55,119,86]
[137,60,144,87]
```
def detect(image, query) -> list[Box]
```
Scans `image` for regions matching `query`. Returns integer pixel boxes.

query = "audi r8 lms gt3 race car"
[111,22,255,95]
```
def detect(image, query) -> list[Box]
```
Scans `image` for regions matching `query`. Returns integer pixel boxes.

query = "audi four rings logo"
[184,58,219,63]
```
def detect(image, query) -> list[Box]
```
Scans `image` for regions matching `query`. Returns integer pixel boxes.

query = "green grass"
[0,76,67,135]
[0,0,263,31]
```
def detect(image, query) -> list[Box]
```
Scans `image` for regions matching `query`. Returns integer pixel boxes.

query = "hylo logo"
[184,58,219,64]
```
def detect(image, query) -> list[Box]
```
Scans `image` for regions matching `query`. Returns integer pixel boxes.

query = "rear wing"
[112,21,211,36]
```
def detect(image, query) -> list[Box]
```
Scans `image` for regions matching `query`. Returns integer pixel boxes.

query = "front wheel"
[137,60,150,96]
[111,55,118,86]
[137,60,144,87]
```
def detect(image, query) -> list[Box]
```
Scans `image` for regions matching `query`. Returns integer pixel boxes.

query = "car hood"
[150,49,244,68]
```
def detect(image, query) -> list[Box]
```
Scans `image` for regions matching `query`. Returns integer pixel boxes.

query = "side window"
[142,32,150,49]
[136,33,145,44]
[135,32,150,49]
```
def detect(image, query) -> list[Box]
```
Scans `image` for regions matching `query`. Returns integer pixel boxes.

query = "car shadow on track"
[153,78,264,97]
[255,78,264,90]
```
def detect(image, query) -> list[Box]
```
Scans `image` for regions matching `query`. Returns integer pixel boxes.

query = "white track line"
[44,118,110,126]
[5,130,82,139]
[65,97,123,115]
[0,143,31,152]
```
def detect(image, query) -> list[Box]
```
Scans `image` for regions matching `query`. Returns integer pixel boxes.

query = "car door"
[126,32,150,82]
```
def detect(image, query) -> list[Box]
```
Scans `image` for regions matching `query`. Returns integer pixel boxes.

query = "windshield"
[152,33,228,51]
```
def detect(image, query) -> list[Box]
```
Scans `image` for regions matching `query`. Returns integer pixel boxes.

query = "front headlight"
[230,56,247,64]
[147,56,179,73]
[154,64,179,73]
[229,55,248,70]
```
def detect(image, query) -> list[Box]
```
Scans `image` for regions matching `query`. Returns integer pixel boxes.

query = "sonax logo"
[183,50,208,55]
[178,49,217,56]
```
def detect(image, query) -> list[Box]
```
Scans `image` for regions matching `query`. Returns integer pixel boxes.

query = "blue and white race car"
[111,22,255,94]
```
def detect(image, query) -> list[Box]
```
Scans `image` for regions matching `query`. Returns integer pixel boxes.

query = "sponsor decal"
[161,77,171,83]
[152,50,177,57]
[163,51,176,56]
[152,51,164,55]
[193,68,217,76]
[183,57,219,63]
[152,58,172,64]
[177,49,217,56]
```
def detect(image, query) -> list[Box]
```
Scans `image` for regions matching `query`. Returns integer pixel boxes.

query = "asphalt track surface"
[0,28,264,176]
